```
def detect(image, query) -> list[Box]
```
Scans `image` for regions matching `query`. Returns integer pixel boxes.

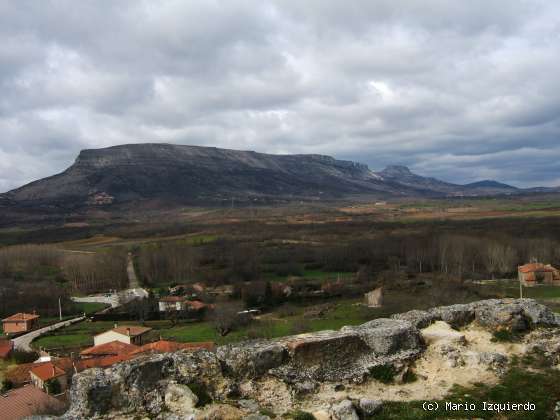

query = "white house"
[94,325,152,346]
[158,296,187,312]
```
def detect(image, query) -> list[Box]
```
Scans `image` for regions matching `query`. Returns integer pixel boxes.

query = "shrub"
[277,303,298,318]
[492,329,519,342]
[44,378,61,395]
[187,383,212,407]
[369,364,397,384]
[287,410,315,420]
[260,408,276,417]
[1,379,14,393]
[11,349,39,364]
[402,369,418,383]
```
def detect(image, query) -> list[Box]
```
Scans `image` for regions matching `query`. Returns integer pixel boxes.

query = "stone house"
[29,362,68,394]
[2,313,40,334]
[518,262,560,287]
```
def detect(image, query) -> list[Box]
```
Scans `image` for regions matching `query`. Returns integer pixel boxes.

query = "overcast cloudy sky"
[1,0,560,192]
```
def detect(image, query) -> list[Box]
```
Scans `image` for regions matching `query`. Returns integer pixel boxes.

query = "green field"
[72,302,109,314]
[263,269,354,282]
[478,280,560,311]
[31,297,382,349]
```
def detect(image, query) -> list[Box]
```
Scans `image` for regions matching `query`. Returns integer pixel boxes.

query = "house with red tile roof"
[5,358,73,388]
[130,340,215,355]
[80,340,139,359]
[0,384,66,420]
[184,300,214,311]
[2,313,40,334]
[518,262,560,287]
[29,362,67,394]
[93,325,152,346]
[6,362,48,388]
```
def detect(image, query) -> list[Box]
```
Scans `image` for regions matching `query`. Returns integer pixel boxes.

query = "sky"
[1,0,560,192]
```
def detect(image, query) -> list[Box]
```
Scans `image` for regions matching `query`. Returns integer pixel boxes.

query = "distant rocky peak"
[380,165,413,176]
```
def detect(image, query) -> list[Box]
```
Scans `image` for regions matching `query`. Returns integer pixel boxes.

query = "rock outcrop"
[59,299,560,419]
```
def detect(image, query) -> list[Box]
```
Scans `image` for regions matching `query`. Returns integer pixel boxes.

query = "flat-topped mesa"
[61,299,560,419]
[6,143,391,209]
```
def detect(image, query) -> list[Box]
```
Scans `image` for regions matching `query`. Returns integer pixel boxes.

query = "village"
[0,257,559,418]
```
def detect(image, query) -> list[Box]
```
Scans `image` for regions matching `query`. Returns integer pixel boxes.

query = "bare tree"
[208,301,244,336]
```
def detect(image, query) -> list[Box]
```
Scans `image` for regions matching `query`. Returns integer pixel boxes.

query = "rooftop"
[159,296,187,303]
[0,384,66,420]
[2,313,40,322]
[185,300,213,310]
[80,340,139,357]
[96,325,152,338]
[76,353,135,370]
[5,358,73,387]
[130,340,215,355]
[519,263,558,273]
[30,362,66,382]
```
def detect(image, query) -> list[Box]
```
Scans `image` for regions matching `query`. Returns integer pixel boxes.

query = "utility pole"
[59,297,62,320]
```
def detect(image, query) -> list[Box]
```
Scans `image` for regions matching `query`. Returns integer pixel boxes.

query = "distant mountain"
[376,165,461,195]
[0,144,548,218]
[464,180,516,189]
[0,144,408,210]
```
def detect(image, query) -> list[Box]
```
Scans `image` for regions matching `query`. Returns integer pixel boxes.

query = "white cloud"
[0,0,560,191]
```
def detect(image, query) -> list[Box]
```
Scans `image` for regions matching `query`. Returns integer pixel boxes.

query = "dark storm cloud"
[1,0,559,192]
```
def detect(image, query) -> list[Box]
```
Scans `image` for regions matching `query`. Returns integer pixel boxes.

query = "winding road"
[12,316,85,351]
[22,253,148,351]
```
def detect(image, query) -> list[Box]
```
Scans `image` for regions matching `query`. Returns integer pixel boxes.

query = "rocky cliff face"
[57,298,559,419]
[3,144,398,210]
[1,144,524,216]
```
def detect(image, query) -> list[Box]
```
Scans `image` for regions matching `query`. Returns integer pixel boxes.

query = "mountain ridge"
[0,144,549,214]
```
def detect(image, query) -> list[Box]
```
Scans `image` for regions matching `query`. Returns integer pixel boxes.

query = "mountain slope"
[0,144,534,214]
[376,165,461,195]
[376,166,520,196]
[2,144,409,209]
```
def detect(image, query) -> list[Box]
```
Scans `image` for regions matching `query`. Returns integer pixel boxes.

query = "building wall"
[520,270,558,287]
[31,373,67,394]
[94,331,131,346]
[158,301,185,312]
[2,320,33,334]
[30,373,44,390]
[131,334,147,345]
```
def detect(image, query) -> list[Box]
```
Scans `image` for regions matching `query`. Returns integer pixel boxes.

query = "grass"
[30,284,483,350]
[479,280,560,311]
[34,333,94,349]
[263,269,354,283]
[492,329,519,342]
[375,367,560,419]
[31,297,379,350]
[284,410,316,420]
[72,302,109,315]
[59,233,218,253]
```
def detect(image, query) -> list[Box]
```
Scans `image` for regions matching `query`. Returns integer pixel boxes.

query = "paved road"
[71,293,120,308]
[127,252,140,289]
[12,316,85,351]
